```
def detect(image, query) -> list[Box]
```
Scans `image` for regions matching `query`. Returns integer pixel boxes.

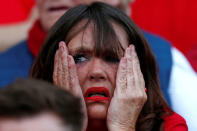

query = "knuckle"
[127,57,132,62]
[127,69,133,75]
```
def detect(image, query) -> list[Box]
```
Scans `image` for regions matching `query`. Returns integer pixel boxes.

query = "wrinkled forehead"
[66,19,129,57]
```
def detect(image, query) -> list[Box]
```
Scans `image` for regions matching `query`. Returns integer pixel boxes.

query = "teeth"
[88,92,107,97]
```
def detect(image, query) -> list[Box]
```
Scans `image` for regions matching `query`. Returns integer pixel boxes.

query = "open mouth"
[48,6,69,12]
[84,87,110,101]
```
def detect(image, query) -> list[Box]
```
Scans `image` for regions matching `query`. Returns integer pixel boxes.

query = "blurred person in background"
[0,78,84,131]
[0,0,196,130]
[0,0,37,52]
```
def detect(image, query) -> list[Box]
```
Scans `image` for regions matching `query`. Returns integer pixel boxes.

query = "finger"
[131,45,145,92]
[130,45,147,104]
[125,45,132,58]
[127,56,135,92]
[122,45,136,98]
[56,47,64,87]
[59,41,68,55]
[125,45,135,89]
[59,41,70,90]
[68,55,83,97]
[60,49,69,88]
[116,57,127,94]
[53,49,59,85]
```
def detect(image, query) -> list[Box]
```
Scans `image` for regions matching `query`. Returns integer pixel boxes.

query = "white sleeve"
[168,47,197,131]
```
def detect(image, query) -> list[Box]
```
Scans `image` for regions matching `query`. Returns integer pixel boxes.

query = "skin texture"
[36,0,133,32]
[36,0,74,32]
[53,42,88,131]
[107,45,147,131]
[53,23,147,130]
[0,112,69,131]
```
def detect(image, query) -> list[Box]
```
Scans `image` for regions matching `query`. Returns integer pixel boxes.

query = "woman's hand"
[53,41,87,130]
[107,45,147,131]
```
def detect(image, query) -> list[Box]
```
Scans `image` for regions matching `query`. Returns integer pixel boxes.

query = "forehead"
[67,20,128,53]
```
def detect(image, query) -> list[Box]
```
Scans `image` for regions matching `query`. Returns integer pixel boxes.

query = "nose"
[88,58,107,81]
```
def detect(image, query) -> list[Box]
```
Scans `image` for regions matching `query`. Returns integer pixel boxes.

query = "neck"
[87,119,108,131]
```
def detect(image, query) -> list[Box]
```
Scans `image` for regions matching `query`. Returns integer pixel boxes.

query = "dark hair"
[30,2,171,130]
[0,79,83,131]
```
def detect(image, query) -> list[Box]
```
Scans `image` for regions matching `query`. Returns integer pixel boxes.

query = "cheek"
[107,64,119,87]
[76,64,88,86]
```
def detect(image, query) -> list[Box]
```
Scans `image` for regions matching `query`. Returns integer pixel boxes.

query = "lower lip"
[85,96,110,102]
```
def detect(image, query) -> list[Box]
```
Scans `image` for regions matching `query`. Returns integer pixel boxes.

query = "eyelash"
[73,54,119,64]
[73,54,89,64]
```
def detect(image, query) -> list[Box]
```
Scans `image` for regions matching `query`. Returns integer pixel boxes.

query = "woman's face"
[67,22,128,119]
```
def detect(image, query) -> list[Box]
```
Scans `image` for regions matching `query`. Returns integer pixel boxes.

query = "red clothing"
[27,20,46,57]
[163,112,188,131]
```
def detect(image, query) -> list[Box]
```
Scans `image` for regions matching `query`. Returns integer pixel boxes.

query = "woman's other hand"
[53,41,87,130]
[107,45,147,131]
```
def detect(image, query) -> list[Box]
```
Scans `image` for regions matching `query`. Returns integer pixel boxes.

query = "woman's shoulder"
[163,112,188,131]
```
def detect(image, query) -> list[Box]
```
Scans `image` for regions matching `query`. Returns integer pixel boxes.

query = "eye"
[104,56,120,63]
[73,54,89,64]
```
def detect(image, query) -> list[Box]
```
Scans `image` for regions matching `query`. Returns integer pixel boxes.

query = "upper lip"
[84,87,110,98]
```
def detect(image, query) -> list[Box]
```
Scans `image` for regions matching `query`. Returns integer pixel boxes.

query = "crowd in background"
[0,0,196,131]
[1,0,197,72]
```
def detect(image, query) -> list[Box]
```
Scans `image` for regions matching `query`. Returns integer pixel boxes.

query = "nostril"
[89,76,105,80]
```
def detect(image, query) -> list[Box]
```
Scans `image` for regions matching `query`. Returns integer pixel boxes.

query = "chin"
[87,102,108,120]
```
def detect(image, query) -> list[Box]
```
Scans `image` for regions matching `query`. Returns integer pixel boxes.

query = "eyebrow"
[69,46,93,55]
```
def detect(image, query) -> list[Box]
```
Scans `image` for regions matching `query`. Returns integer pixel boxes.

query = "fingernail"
[125,48,129,57]
[145,88,147,93]
[125,47,131,57]
[59,41,65,49]
[59,41,63,47]
[129,44,134,50]
[132,45,135,51]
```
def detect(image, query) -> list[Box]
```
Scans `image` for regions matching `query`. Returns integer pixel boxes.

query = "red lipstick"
[84,87,110,101]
